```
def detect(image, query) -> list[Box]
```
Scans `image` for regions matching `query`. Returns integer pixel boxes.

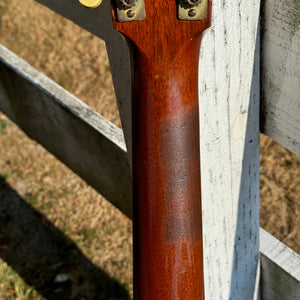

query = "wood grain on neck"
[112,1,212,299]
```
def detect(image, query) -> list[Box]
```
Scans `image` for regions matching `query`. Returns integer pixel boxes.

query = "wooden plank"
[35,0,133,165]
[261,0,300,156]
[260,228,300,300]
[0,44,132,219]
[199,1,261,299]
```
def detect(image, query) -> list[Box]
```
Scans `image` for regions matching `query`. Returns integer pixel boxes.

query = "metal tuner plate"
[115,0,145,22]
[178,0,209,21]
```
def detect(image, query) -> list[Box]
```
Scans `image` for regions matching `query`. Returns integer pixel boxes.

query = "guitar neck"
[112,1,212,299]
[132,37,204,299]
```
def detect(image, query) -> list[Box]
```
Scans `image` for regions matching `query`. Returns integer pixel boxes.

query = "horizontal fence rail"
[260,228,300,299]
[0,44,299,299]
[35,0,134,163]
[0,44,132,219]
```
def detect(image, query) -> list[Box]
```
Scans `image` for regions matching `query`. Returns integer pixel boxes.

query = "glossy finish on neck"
[112,1,212,299]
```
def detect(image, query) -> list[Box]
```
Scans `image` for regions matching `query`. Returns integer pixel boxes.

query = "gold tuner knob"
[79,0,102,8]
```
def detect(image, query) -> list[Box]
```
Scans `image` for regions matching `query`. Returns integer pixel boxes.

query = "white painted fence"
[0,0,299,299]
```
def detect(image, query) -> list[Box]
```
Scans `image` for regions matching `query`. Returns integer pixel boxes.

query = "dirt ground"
[0,0,299,299]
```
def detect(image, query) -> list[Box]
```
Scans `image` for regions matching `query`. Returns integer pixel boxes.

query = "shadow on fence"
[0,176,130,300]
[229,25,260,299]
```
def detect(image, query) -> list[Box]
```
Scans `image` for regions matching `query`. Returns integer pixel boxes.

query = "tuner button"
[119,0,137,9]
[183,0,202,6]
[78,0,102,8]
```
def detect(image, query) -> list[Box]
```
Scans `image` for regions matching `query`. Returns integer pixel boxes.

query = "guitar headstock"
[110,0,212,56]
[112,0,210,23]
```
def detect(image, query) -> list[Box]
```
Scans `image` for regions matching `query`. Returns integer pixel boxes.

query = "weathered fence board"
[199,2,261,299]
[0,44,132,218]
[261,0,300,155]
[260,228,300,300]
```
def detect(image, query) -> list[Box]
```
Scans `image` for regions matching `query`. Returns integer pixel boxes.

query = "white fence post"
[199,1,261,299]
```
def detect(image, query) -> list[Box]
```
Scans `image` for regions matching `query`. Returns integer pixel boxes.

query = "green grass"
[0,119,9,134]
[0,261,45,300]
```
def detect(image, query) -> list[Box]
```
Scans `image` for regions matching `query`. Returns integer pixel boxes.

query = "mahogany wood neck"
[112,1,212,299]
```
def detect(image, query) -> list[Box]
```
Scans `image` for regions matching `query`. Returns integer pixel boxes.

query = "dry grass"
[260,134,300,252]
[0,0,131,298]
[0,0,299,299]
[0,114,133,297]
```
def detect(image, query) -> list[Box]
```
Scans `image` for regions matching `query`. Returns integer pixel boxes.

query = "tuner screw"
[78,0,102,8]
[119,0,137,8]
[188,9,197,17]
[127,9,136,18]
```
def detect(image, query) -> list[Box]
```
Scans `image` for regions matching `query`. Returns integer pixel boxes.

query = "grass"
[0,262,45,300]
[0,119,9,134]
[0,112,132,299]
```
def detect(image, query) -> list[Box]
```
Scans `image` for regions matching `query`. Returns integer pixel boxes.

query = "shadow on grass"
[0,176,130,300]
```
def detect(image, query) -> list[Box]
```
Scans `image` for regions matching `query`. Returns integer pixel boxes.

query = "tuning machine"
[114,0,145,22]
[177,0,208,21]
